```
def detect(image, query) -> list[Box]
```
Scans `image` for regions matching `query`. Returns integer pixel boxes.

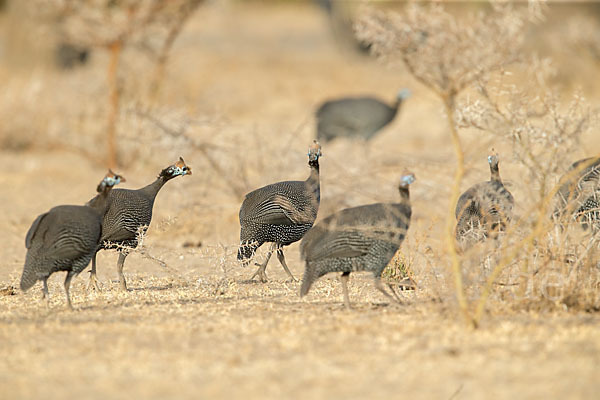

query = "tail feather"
[238,240,260,262]
[20,264,38,292]
[300,261,316,297]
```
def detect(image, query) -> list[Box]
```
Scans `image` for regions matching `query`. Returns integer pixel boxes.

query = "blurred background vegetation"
[1,0,600,318]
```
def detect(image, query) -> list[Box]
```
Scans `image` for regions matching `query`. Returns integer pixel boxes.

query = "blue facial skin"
[168,166,188,176]
[398,88,411,100]
[308,149,321,161]
[488,155,493,164]
[401,174,415,186]
[104,176,121,187]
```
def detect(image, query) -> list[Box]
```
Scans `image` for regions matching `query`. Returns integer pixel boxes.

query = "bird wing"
[101,223,139,243]
[320,111,365,135]
[240,186,316,226]
[240,193,296,226]
[271,194,317,225]
[25,212,49,249]
[26,209,99,260]
[301,225,371,261]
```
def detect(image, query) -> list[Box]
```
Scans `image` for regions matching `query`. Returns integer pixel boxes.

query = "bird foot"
[248,269,268,283]
[87,274,102,292]
[396,277,417,291]
[248,263,269,283]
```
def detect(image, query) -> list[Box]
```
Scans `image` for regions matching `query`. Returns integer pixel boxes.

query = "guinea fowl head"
[97,169,125,192]
[488,149,501,181]
[399,171,416,189]
[160,157,192,179]
[397,88,411,102]
[488,149,499,169]
[308,140,322,165]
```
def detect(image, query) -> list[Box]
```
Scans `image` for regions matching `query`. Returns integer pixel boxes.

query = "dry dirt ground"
[1,3,600,399]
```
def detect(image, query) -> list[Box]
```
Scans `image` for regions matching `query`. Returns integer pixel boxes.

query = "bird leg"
[64,271,75,310]
[117,251,129,291]
[386,283,404,304]
[87,253,102,292]
[396,276,417,291]
[374,277,400,304]
[249,243,276,282]
[41,277,50,306]
[276,246,298,282]
[340,272,351,309]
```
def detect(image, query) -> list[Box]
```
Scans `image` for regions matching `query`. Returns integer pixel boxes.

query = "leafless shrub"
[356,3,528,326]
[356,2,600,325]
[455,63,599,318]
[23,0,204,167]
[103,225,175,273]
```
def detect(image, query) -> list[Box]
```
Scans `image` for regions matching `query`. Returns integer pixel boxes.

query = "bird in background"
[300,172,416,308]
[553,156,600,231]
[238,140,322,282]
[88,157,192,291]
[455,150,514,249]
[21,170,125,309]
[316,89,410,143]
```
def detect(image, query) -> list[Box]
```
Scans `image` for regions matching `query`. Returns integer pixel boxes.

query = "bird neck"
[398,186,410,202]
[490,164,501,182]
[306,160,321,203]
[141,175,170,198]
[87,186,113,215]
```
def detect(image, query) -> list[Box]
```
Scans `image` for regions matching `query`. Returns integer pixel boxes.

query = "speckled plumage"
[300,173,414,307]
[554,157,600,231]
[455,153,514,246]
[98,187,155,250]
[88,158,191,291]
[238,141,321,282]
[21,171,123,308]
[316,90,409,142]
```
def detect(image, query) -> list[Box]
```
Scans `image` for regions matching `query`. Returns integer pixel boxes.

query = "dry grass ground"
[1,2,600,399]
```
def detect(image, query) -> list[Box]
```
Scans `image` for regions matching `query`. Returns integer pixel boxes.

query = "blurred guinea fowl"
[21,170,125,308]
[238,141,322,282]
[300,172,415,308]
[88,158,192,291]
[455,150,514,247]
[316,89,410,143]
[554,156,600,230]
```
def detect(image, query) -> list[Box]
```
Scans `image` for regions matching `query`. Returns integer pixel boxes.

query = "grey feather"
[300,175,413,300]
[455,153,514,247]
[316,91,409,142]
[20,172,123,305]
[554,156,600,231]
[89,159,191,290]
[237,142,322,281]
[25,212,48,249]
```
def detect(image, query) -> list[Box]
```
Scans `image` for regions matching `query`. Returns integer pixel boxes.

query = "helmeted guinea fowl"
[553,156,600,231]
[455,151,514,247]
[238,141,322,282]
[88,157,192,291]
[21,170,125,308]
[300,172,415,308]
[316,89,410,143]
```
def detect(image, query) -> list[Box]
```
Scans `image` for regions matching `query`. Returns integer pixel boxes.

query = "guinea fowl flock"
[18,92,600,309]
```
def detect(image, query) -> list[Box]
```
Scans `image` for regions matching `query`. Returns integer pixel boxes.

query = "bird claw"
[87,274,102,292]
[248,270,268,283]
